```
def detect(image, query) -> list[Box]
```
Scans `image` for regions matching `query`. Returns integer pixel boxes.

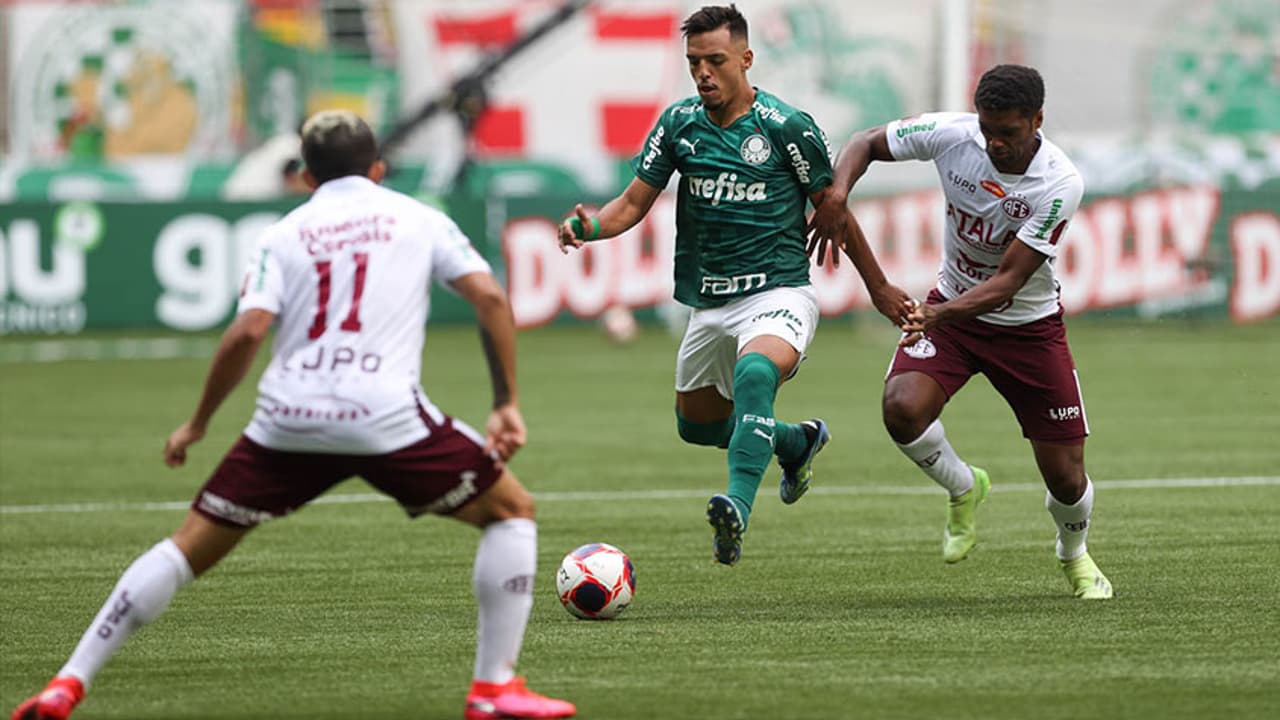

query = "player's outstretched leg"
[11,537,195,720]
[10,677,84,720]
[943,466,990,563]
[778,419,830,505]
[464,474,575,719]
[706,493,746,566]
[1046,477,1112,599]
[892,420,989,562]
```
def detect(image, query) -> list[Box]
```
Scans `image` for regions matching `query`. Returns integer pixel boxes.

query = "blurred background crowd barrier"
[1,0,1277,334]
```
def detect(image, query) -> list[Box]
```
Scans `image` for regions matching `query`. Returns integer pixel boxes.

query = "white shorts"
[674,285,819,399]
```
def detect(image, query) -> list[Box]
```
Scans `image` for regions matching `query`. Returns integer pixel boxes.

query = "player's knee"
[733,352,780,393]
[1044,467,1087,504]
[473,471,536,523]
[498,481,537,521]
[882,391,927,444]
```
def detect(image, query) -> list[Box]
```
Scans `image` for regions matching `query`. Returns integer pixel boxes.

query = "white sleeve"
[237,229,286,314]
[885,112,974,162]
[430,214,492,285]
[1016,174,1084,259]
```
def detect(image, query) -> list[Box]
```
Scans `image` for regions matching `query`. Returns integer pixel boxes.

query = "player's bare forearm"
[453,272,519,408]
[839,210,887,290]
[595,182,658,237]
[917,240,1047,327]
[560,178,661,251]
[832,126,892,198]
[928,275,1025,326]
[190,309,273,430]
[807,128,893,260]
[478,321,517,408]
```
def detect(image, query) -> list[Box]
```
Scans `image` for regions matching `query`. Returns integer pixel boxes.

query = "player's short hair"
[973,65,1045,118]
[300,110,378,184]
[681,4,748,42]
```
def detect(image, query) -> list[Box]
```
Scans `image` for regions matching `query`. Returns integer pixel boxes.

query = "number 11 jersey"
[236,176,492,454]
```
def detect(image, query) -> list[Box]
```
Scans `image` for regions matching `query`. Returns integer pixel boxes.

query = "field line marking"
[2,476,1277,515]
[0,337,219,364]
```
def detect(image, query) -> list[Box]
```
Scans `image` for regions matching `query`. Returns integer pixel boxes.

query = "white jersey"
[885,112,1083,326]
[236,175,492,454]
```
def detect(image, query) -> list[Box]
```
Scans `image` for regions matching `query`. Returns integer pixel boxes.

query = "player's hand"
[870,284,915,326]
[558,204,592,254]
[805,195,849,267]
[164,420,206,468]
[485,403,527,462]
[898,299,937,347]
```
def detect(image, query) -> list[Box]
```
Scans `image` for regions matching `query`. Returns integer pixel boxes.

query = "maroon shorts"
[887,291,1089,444]
[192,413,502,528]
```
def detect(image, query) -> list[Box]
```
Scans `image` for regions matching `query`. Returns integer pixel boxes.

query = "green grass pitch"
[2,318,1278,719]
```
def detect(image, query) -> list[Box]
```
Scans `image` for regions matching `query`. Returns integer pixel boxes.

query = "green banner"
[3,185,1279,336]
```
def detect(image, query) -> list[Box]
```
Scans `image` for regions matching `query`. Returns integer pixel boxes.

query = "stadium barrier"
[2,184,1278,336]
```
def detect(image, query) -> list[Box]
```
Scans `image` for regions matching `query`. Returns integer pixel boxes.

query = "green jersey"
[631,88,834,308]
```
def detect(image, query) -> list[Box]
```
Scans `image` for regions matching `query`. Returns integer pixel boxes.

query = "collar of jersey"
[696,86,768,132]
[313,175,379,197]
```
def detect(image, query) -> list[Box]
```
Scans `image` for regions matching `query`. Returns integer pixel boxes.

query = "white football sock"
[895,420,975,497]
[472,518,536,684]
[58,538,194,687]
[1046,476,1094,561]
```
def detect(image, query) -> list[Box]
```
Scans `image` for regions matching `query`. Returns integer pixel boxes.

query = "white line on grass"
[0,337,219,364]
[1,476,1277,515]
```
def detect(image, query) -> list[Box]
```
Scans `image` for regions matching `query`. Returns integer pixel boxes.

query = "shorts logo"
[903,337,936,359]
[1001,194,1032,220]
[740,134,772,164]
[1048,406,1081,421]
[198,491,274,527]
[425,471,479,514]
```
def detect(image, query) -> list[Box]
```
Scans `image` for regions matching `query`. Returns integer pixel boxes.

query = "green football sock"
[773,417,810,466]
[726,353,784,524]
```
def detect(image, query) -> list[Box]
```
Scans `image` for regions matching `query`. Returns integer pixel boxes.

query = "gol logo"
[981,180,1006,198]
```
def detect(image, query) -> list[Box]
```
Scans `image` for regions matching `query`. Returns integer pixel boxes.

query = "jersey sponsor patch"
[1033,198,1066,239]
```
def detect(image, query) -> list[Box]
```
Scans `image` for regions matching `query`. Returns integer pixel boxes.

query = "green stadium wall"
[2,185,1279,336]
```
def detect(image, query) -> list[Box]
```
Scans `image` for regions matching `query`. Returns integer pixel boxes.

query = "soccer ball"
[555,543,635,620]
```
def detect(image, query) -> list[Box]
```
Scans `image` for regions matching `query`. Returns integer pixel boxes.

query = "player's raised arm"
[806,126,893,254]
[449,271,526,462]
[558,177,663,253]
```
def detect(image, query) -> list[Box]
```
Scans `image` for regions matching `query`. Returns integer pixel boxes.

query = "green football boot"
[1060,552,1114,599]
[779,419,830,505]
[942,466,990,563]
[706,494,745,566]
